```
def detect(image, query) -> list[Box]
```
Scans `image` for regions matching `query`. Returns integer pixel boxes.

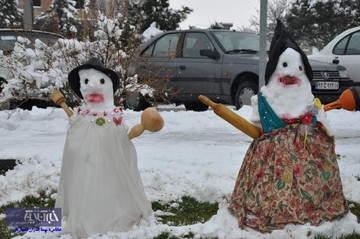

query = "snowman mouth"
[85,93,104,103]
[278,76,301,86]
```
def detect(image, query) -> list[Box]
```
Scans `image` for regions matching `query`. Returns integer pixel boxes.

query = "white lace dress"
[55,106,152,238]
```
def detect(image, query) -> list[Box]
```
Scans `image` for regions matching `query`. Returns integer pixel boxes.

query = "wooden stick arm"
[50,90,73,118]
[198,95,216,108]
[198,95,261,139]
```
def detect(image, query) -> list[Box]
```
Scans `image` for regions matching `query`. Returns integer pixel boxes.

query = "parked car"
[0,29,63,110]
[309,26,360,82]
[0,29,62,54]
[126,29,353,111]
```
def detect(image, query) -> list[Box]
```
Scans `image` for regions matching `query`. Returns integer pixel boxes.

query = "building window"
[33,0,41,7]
[75,0,85,9]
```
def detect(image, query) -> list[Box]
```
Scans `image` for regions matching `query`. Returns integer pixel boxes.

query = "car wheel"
[235,81,258,110]
[184,102,209,111]
[124,92,150,111]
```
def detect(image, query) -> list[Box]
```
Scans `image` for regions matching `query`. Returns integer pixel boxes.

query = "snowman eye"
[299,66,303,71]
[84,79,89,84]
[100,78,105,84]
[283,62,288,67]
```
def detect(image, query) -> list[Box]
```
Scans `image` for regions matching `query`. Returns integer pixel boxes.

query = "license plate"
[315,81,339,90]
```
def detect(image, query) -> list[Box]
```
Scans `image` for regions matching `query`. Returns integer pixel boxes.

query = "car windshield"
[212,31,270,53]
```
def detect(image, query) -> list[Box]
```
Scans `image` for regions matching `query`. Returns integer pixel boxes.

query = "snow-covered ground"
[1,105,360,239]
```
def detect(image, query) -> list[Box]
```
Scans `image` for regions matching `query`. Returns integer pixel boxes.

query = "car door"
[332,30,360,82]
[141,32,181,90]
[174,32,222,100]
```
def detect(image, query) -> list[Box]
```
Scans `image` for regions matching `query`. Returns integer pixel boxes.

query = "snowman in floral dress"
[228,20,349,232]
[55,58,152,238]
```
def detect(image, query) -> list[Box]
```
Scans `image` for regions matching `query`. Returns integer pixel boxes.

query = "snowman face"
[79,68,114,109]
[262,47,314,118]
[269,48,308,87]
[265,48,312,97]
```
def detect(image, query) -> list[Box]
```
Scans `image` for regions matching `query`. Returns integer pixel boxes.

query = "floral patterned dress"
[228,93,349,232]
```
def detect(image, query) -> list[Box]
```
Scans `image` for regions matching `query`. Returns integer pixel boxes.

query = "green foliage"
[34,0,79,37]
[1,193,360,239]
[0,190,55,239]
[341,232,360,239]
[348,201,360,222]
[128,0,193,33]
[210,22,227,29]
[314,234,332,239]
[0,0,23,28]
[152,196,218,226]
[154,232,181,239]
[0,219,13,239]
[34,0,192,41]
[0,193,217,239]
[0,191,56,213]
[154,231,197,239]
[314,232,360,239]
[285,0,360,50]
[154,231,219,239]
[120,0,192,53]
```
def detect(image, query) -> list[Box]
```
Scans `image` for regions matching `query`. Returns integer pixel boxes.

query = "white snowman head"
[262,20,315,118]
[265,47,312,98]
[79,68,114,110]
[68,58,120,111]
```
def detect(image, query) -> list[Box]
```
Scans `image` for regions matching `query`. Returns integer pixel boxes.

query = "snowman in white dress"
[56,58,153,238]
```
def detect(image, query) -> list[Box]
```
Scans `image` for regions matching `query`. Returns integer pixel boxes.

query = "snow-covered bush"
[0,37,69,107]
[0,11,152,109]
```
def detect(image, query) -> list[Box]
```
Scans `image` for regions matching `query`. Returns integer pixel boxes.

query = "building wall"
[17,0,124,19]
[18,0,53,17]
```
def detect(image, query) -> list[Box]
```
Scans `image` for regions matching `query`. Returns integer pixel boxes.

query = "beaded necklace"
[75,106,124,126]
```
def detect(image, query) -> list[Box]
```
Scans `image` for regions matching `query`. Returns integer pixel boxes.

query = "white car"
[309,26,360,82]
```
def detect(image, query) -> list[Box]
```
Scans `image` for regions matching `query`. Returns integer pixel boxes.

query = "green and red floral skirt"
[228,123,349,232]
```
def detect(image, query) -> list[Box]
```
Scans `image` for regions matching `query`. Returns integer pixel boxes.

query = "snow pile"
[142,22,163,41]
[0,106,359,238]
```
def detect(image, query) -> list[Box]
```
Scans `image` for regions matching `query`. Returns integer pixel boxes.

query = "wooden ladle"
[50,90,74,117]
[128,107,164,140]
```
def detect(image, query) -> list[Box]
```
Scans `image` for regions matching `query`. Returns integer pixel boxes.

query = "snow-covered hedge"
[0,12,154,108]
